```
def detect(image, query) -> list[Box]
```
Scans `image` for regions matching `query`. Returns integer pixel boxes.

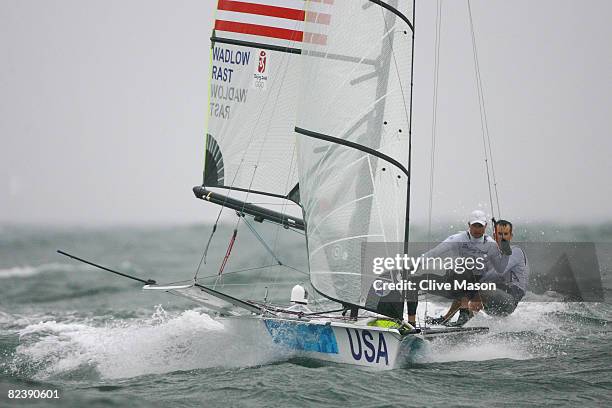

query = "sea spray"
[9,307,289,380]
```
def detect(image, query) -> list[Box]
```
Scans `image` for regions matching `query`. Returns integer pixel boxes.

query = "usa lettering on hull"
[345,328,389,365]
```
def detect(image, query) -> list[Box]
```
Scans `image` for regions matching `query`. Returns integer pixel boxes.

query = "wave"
[4,300,608,379]
[412,300,594,364]
[8,306,289,380]
[28,286,124,304]
[0,263,92,279]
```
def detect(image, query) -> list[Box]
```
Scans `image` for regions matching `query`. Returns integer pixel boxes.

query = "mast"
[404,0,416,254]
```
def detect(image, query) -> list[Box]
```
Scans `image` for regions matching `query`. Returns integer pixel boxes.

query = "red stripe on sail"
[217,0,305,21]
[215,20,304,42]
[217,0,332,26]
[303,32,327,45]
[305,11,331,25]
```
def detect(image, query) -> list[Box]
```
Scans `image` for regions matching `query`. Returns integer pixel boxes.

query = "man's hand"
[499,239,512,255]
[425,315,447,325]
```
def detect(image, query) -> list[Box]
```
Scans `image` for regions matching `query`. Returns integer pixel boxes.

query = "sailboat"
[160,0,489,368]
[60,0,489,369]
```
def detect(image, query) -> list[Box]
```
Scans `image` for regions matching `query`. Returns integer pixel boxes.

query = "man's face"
[469,222,486,238]
[495,225,513,243]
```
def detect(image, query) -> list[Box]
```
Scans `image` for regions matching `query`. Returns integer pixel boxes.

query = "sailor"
[477,219,529,316]
[365,269,416,328]
[283,284,312,316]
[421,210,505,326]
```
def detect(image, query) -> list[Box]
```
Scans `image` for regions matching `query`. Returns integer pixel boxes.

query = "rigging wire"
[238,43,296,301]
[424,0,444,325]
[240,213,283,266]
[213,171,258,288]
[218,227,237,277]
[427,0,443,244]
[193,214,218,282]
[196,28,297,284]
[269,143,299,302]
[202,264,282,278]
[374,0,417,325]
[193,161,248,282]
[206,42,305,301]
[283,264,309,277]
[467,0,502,218]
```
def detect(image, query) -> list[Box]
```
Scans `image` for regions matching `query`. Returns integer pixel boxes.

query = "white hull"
[222,315,425,370]
[142,283,488,369]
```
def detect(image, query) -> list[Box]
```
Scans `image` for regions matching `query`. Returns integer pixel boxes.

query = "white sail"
[203,0,333,200]
[296,0,414,307]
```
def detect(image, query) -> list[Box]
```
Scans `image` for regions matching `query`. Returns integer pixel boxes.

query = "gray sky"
[1,0,611,227]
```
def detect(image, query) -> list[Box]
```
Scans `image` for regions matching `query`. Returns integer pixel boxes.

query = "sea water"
[0,224,610,407]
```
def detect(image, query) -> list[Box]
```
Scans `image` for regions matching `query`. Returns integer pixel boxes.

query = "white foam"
[0,263,90,279]
[13,307,287,380]
[413,300,571,363]
[419,338,532,363]
[0,266,39,278]
[8,299,584,377]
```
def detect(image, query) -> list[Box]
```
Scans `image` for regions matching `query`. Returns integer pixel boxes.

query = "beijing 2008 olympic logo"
[253,49,269,90]
[258,50,267,73]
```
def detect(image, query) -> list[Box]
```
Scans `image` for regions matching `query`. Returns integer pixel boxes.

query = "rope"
[240,213,283,266]
[196,28,297,282]
[218,228,237,276]
[203,264,293,278]
[467,0,502,218]
[424,0,444,326]
[212,173,257,288]
[427,0,443,244]
[233,43,296,301]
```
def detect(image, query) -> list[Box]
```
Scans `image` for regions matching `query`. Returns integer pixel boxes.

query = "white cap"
[290,284,308,304]
[468,210,487,226]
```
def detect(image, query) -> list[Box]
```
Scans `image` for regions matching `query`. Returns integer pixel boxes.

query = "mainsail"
[196,0,334,229]
[296,0,415,309]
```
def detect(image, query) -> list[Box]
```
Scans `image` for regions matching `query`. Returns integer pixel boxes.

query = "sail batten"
[295,126,410,177]
[211,35,303,54]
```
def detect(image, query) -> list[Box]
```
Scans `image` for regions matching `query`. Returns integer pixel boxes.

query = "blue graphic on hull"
[264,320,339,354]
